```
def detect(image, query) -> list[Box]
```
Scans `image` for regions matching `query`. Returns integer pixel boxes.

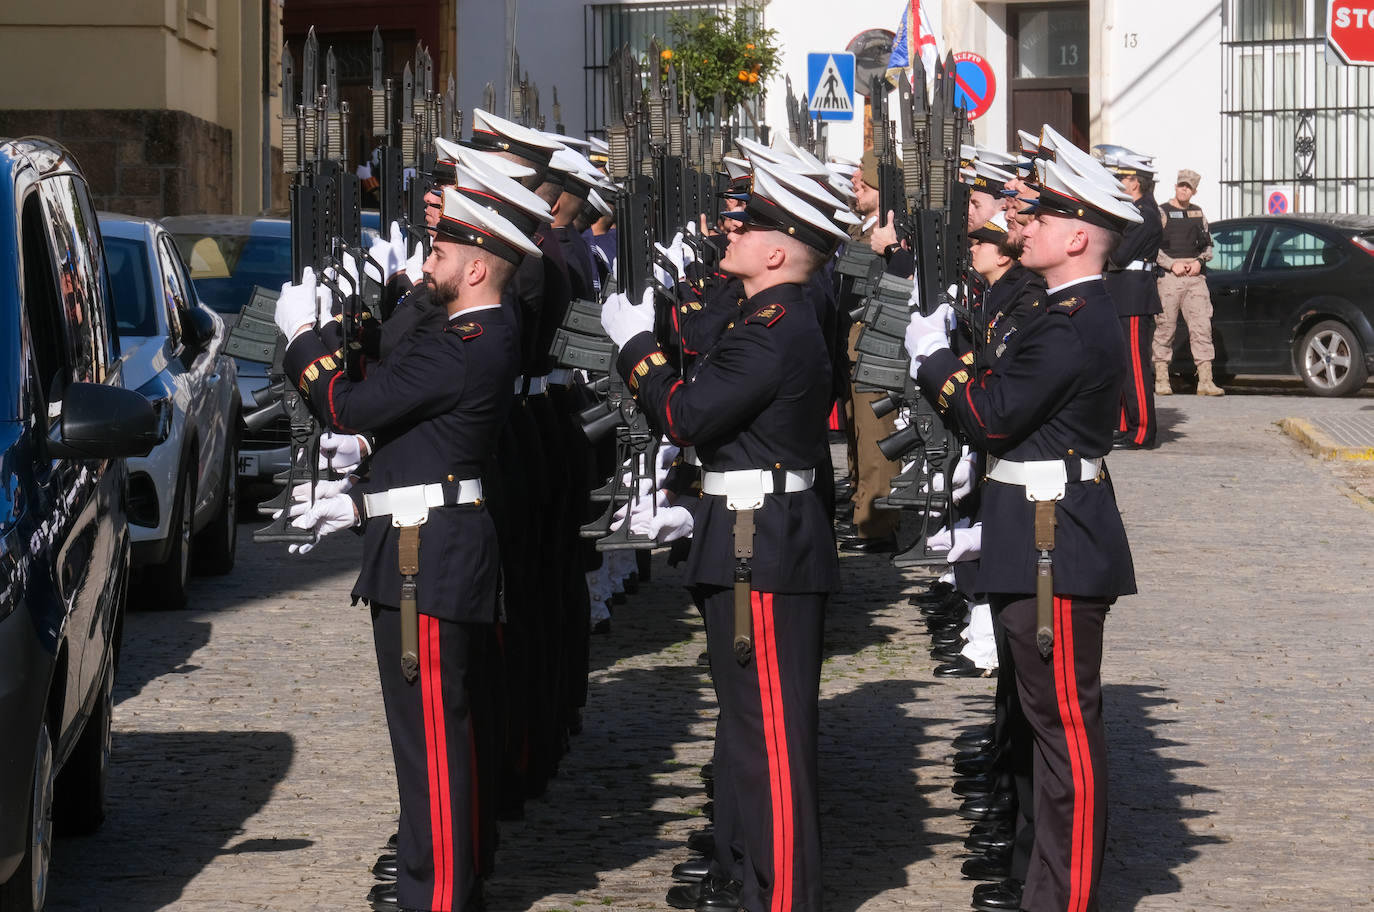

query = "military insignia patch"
[446,321,483,340]
[1055,297,1086,315]
[744,303,785,327]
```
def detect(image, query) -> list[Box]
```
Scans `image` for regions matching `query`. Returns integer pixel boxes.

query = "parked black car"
[1197,214,1374,395]
[0,138,166,912]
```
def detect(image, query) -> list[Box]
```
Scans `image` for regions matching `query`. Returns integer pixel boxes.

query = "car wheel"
[54,659,112,836]
[147,468,195,609]
[0,721,55,912]
[194,429,239,576]
[1299,320,1369,397]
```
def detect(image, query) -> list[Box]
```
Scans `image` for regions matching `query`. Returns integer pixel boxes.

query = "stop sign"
[1328,0,1374,65]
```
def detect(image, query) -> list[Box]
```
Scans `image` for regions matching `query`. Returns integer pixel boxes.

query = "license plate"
[237,452,260,476]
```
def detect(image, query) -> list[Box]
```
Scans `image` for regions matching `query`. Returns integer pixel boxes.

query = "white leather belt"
[526,374,550,396]
[362,480,483,526]
[985,456,1102,502]
[1122,260,1153,271]
[548,368,574,387]
[701,468,815,511]
[682,446,701,466]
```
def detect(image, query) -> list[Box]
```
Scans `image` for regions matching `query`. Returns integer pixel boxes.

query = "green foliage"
[665,3,780,115]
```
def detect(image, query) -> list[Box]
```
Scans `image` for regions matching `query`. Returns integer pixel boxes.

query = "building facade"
[0,0,283,217]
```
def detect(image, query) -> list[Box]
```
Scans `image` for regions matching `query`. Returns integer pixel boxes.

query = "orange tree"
[664,3,780,116]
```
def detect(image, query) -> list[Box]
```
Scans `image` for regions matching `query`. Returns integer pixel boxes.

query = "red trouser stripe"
[752,592,794,912]
[1053,598,1094,912]
[1129,316,1149,444]
[420,615,454,911]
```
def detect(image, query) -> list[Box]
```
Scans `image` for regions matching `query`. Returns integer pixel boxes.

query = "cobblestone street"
[45,388,1374,912]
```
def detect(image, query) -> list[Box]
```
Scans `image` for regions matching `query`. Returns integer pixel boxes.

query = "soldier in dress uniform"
[601,156,847,912]
[276,185,542,912]
[906,154,1139,912]
[1095,145,1164,449]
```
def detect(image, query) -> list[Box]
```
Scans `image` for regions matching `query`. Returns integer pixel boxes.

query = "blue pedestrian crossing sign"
[808,52,855,122]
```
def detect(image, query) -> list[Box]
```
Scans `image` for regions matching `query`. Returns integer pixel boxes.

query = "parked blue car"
[0,138,165,911]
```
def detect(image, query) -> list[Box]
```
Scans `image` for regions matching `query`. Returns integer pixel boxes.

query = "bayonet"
[370,28,389,144]
[401,62,416,167]
[552,85,564,134]
[446,74,457,138]
[281,43,299,174]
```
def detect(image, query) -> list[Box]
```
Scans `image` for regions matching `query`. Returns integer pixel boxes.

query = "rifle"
[845,55,973,566]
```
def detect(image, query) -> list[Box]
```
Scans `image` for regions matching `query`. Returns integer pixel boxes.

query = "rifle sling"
[1034,500,1056,659]
[398,524,421,682]
[732,507,756,667]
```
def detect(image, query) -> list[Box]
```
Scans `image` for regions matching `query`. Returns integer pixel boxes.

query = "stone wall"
[0,109,233,217]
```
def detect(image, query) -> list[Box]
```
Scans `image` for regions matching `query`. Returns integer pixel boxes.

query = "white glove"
[286,480,358,554]
[952,450,977,503]
[654,232,693,282]
[928,525,953,553]
[655,443,680,488]
[946,523,983,562]
[404,242,426,283]
[274,267,329,341]
[600,288,656,348]
[904,301,954,370]
[684,219,698,237]
[367,222,409,282]
[644,504,693,543]
[612,488,659,533]
[318,432,370,474]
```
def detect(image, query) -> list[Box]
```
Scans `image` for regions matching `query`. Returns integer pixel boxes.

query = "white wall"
[762,0,921,163]
[455,0,1224,218]
[1097,0,1224,216]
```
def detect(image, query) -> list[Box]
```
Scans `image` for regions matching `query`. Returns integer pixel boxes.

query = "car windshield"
[169,229,292,315]
[104,235,158,337]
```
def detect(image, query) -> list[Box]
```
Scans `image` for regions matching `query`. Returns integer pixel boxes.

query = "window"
[38,176,107,384]
[158,236,190,346]
[1256,224,1341,270]
[21,193,69,419]
[1210,224,1259,272]
[104,236,158,338]
[1014,7,1088,78]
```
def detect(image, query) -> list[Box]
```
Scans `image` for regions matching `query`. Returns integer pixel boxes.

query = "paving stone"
[41,388,1374,912]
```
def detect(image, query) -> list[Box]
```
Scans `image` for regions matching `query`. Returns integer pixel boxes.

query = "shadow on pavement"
[1155,405,1187,446]
[483,660,713,909]
[821,677,954,911]
[1100,683,1223,909]
[45,730,297,912]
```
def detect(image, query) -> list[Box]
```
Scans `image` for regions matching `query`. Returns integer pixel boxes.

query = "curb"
[1278,417,1374,461]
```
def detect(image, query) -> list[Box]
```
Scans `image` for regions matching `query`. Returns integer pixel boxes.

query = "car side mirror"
[47,382,170,460]
[181,305,217,353]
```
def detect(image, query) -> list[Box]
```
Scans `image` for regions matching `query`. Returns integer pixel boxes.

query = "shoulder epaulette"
[445,321,484,340]
[743,302,786,327]
[1052,297,1086,315]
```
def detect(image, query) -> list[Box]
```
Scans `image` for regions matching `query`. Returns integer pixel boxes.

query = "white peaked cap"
[1035,159,1143,229]
[549,147,615,190]
[723,156,753,181]
[586,188,614,217]
[435,137,535,181]
[974,145,1021,168]
[1039,125,1130,197]
[435,186,542,263]
[452,163,553,227]
[469,108,563,162]
[1092,145,1158,178]
[588,136,610,156]
[539,130,592,151]
[745,157,850,247]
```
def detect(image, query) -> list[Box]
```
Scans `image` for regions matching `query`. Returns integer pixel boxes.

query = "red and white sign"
[1327,0,1374,65]
[951,52,997,121]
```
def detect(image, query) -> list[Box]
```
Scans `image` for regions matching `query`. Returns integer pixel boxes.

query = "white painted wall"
[455,0,1225,218]
[1097,0,1224,216]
